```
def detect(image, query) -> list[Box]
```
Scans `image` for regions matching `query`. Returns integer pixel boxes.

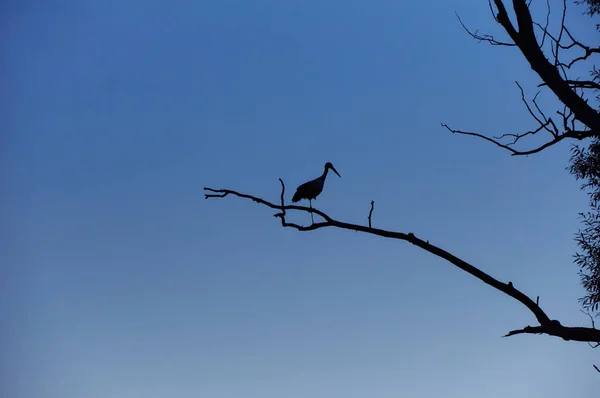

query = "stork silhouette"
[292,162,341,223]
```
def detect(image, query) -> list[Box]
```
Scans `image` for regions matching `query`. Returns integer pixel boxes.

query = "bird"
[292,162,341,223]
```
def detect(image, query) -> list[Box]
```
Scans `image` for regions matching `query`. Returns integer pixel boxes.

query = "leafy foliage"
[576,0,600,17]
[567,0,600,314]
[570,138,600,312]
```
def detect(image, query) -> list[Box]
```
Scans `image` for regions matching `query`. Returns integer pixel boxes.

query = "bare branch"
[503,322,600,342]
[581,309,597,330]
[455,12,516,46]
[509,81,558,137]
[277,178,286,218]
[553,0,568,69]
[533,21,600,70]
[368,200,375,228]
[491,0,600,133]
[204,183,600,343]
[563,27,600,68]
[536,0,551,49]
[204,186,333,223]
[488,0,501,24]
[538,80,600,90]
[503,325,545,337]
[441,123,594,156]
[442,123,527,155]
[594,365,600,373]
[532,93,562,136]
[444,1,600,156]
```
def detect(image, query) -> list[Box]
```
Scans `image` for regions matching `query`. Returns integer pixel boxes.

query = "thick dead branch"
[204,182,600,343]
[580,310,600,348]
[504,323,600,342]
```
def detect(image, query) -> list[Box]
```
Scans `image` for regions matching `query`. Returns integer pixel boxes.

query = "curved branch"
[441,123,593,156]
[204,182,600,343]
[455,12,516,46]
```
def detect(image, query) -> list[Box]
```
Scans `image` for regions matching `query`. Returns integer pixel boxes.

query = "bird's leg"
[309,199,314,224]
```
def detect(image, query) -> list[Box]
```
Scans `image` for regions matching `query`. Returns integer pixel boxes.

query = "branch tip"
[368,200,375,228]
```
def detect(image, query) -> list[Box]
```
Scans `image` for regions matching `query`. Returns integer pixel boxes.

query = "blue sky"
[3,0,599,396]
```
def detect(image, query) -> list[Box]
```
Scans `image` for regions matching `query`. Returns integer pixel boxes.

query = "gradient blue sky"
[3,1,600,397]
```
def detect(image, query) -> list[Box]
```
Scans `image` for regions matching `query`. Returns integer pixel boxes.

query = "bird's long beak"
[331,165,341,178]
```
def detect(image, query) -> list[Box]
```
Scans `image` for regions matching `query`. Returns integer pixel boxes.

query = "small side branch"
[455,12,516,46]
[441,78,597,156]
[204,183,600,343]
[441,123,592,156]
[581,309,597,330]
[368,200,375,228]
[276,178,286,218]
[581,310,600,348]
[504,322,600,342]
[562,26,600,68]
[538,80,600,90]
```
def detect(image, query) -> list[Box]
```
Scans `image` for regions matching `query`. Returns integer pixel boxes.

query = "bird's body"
[291,176,326,202]
[292,162,341,223]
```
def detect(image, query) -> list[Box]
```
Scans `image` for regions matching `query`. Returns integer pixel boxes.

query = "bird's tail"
[291,192,301,203]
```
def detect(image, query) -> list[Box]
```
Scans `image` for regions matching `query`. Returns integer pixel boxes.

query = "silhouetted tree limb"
[456,11,516,46]
[443,0,600,156]
[368,200,375,228]
[204,182,600,344]
[538,80,600,90]
[441,122,591,156]
[493,0,599,130]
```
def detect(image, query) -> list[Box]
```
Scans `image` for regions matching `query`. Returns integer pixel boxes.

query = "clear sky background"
[3,0,600,397]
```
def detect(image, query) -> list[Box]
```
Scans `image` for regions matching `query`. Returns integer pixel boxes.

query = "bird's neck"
[320,167,329,181]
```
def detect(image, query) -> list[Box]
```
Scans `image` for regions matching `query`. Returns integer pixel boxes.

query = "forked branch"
[441,122,592,156]
[445,0,600,156]
[204,181,600,344]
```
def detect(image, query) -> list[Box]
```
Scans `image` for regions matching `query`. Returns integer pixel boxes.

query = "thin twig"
[455,12,516,46]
